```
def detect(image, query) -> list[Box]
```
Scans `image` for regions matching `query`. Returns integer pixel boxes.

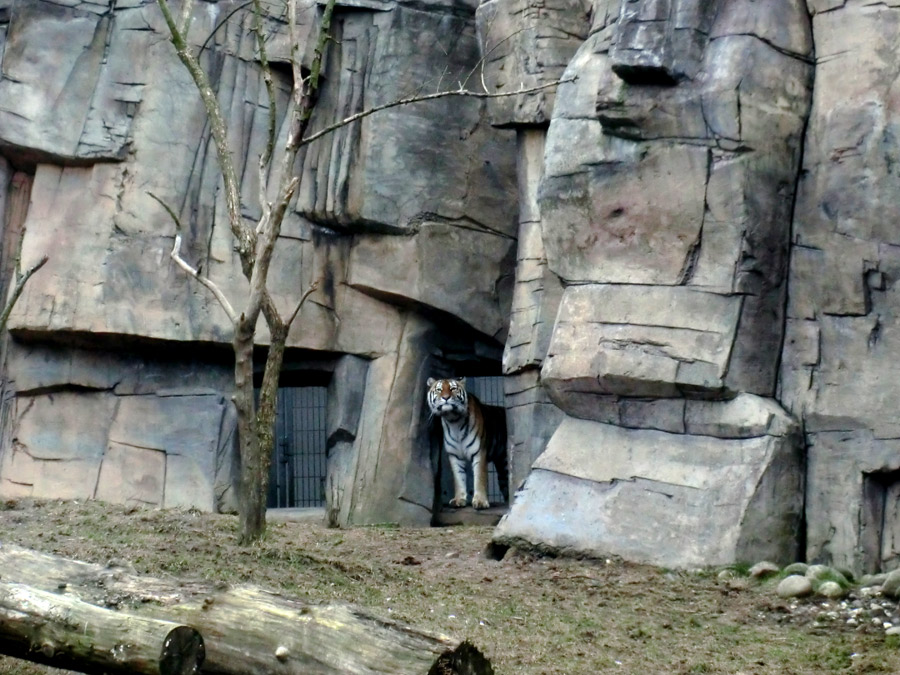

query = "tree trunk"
[0,581,204,675]
[232,316,290,545]
[253,322,289,528]
[233,317,264,544]
[0,544,493,675]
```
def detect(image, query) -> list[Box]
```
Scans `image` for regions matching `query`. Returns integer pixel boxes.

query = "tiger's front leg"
[471,450,490,510]
[447,453,469,508]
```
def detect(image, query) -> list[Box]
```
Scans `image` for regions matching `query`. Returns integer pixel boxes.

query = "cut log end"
[159,626,205,675]
[0,579,205,675]
[427,640,494,675]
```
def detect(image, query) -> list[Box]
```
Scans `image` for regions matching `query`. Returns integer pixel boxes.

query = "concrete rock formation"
[2,0,900,573]
[0,0,516,525]
[488,0,900,572]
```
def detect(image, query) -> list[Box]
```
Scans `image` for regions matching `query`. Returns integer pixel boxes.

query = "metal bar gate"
[268,386,328,508]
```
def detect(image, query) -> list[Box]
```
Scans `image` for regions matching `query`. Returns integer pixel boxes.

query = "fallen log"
[0,581,204,675]
[0,543,492,675]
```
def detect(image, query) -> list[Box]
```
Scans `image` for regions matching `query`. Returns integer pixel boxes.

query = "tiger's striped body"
[426,377,509,509]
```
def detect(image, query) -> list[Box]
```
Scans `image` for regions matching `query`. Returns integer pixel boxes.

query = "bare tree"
[155,0,331,544]
[154,0,567,544]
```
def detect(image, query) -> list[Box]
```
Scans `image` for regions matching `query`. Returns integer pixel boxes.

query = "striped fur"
[427,377,509,509]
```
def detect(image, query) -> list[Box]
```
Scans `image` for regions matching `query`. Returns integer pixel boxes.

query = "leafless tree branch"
[0,255,48,333]
[286,280,319,329]
[299,77,575,147]
[169,235,238,325]
[158,0,256,276]
[175,0,193,37]
[147,191,183,232]
[252,0,279,169]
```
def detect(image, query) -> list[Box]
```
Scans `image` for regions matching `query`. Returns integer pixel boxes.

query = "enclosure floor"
[434,505,507,527]
[267,507,326,524]
[265,505,508,526]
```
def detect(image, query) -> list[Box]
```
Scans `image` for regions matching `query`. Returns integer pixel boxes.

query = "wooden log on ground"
[0,580,204,675]
[0,543,492,675]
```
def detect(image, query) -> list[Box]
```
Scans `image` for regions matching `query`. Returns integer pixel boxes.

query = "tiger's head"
[426,377,468,418]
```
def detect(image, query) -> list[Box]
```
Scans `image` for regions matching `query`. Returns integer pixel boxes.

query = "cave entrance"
[257,363,334,510]
[861,469,900,574]
[437,374,507,508]
[267,385,329,508]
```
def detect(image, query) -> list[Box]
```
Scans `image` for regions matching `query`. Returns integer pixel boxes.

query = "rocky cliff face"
[780,0,900,573]
[489,0,900,572]
[1,0,899,573]
[0,0,516,525]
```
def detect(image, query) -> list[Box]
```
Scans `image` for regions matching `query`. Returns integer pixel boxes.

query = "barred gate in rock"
[267,386,328,508]
[439,375,507,506]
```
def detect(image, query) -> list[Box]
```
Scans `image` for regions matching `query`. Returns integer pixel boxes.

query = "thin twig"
[149,190,239,323]
[170,235,239,325]
[299,77,575,147]
[286,280,319,329]
[147,192,183,231]
[199,0,255,56]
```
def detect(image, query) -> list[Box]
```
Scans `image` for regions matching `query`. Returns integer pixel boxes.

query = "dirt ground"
[1,499,899,674]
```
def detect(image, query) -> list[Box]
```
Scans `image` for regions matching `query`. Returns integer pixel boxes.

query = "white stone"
[777,576,813,599]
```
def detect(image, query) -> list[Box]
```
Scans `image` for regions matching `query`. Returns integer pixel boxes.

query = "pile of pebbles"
[720,561,900,639]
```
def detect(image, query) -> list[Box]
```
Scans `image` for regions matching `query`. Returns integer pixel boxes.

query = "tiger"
[426,377,509,510]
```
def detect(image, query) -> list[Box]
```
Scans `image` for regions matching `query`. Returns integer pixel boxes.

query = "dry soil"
[1,499,899,674]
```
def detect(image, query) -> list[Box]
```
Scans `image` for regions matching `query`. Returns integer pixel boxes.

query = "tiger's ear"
[457,376,466,385]
[426,377,436,387]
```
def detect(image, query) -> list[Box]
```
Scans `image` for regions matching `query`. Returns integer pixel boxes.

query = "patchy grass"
[1,499,900,674]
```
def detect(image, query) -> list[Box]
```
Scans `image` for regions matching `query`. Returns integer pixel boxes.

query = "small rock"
[881,569,900,598]
[886,626,900,636]
[727,577,750,591]
[783,562,809,576]
[836,567,856,584]
[806,564,849,587]
[805,564,829,578]
[818,581,846,599]
[861,573,888,588]
[749,561,780,579]
[777,575,813,598]
[717,569,737,581]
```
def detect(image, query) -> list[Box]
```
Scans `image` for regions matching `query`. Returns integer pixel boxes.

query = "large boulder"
[495,398,804,567]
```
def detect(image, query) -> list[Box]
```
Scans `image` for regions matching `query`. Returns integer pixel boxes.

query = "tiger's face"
[426,377,468,417]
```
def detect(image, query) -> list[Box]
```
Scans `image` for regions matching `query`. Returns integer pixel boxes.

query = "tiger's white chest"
[441,415,481,462]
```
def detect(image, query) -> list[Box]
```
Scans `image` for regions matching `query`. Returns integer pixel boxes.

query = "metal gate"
[439,375,507,506]
[267,386,328,508]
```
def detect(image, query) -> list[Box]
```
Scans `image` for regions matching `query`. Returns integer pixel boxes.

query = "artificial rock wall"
[485,0,900,572]
[0,0,516,525]
[3,0,900,573]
